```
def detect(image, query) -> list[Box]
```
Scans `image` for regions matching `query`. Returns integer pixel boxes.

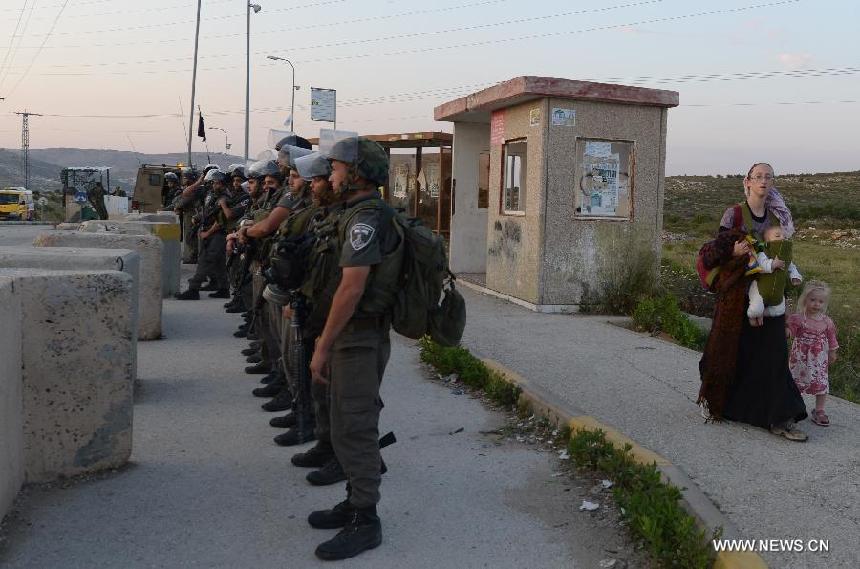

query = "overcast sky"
[0,0,857,174]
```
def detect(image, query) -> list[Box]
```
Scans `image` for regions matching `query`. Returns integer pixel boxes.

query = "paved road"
[459,287,860,569]
[0,278,640,568]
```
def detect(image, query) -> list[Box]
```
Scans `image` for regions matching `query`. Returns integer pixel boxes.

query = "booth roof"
[307,131,452,149]
[434,76,679,123]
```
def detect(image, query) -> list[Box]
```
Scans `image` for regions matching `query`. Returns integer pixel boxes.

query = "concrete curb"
[0,221,55,226]
[480,357,768,569]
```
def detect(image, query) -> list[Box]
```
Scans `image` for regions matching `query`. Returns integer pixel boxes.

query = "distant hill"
[0,148,245,193]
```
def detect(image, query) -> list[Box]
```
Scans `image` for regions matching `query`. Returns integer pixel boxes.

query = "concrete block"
[0,246,141,377]
[127,212,179,223]
[55,223,81,230]
[0,269,134,483]
[0,276,24,522]
[33,231,163,340]
[80,220,181,298]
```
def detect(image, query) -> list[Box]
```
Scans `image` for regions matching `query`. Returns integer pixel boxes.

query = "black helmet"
[274,134,312,152]
[247,159,282,180]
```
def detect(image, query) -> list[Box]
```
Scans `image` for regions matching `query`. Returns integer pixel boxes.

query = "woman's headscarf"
[743,166,795,238]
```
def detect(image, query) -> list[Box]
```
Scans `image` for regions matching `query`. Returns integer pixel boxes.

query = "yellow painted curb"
[481,358,527,386]
[151,223,181,241]
[567,415,670,466]
[713,551,769,569]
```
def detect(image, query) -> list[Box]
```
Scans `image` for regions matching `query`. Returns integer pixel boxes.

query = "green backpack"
[391,215,466,347]
[341,200,466,347]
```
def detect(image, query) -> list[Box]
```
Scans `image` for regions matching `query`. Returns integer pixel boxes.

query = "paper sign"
[551,108,576,127]
[529,107,541,127]
[311,88,336,122]
[585,141,612,158]
[490,110,505,145]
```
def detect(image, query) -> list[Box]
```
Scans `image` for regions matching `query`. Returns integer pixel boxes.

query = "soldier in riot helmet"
[306,137,402,560]
[163,171,181,208]
[176,168,231,299]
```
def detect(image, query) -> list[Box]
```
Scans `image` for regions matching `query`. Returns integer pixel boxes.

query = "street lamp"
[267,55,300,133]
[209,127,229,154]
[245,2,262,162]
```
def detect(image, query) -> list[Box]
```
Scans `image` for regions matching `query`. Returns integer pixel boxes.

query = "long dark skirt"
[723,313,808,429]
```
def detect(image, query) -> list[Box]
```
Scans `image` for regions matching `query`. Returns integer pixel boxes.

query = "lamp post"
[209,127,229,154]
[245,2,262,162]
[267,55,299,133]
[187,0,202,167]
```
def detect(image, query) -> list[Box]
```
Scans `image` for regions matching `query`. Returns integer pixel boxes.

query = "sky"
[0,0,858,175]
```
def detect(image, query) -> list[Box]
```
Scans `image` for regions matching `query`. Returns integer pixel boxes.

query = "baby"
[747,225,802,320]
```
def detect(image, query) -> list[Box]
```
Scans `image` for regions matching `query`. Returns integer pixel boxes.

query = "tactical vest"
[337,197,403,318]
[301,206,345,335]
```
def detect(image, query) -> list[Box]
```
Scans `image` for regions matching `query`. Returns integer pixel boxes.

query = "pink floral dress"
[787,314,839,395]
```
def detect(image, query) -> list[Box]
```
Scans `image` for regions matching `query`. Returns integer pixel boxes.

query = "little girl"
[787,281,839,426]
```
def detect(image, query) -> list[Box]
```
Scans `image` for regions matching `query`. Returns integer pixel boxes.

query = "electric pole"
[14,110,42,190]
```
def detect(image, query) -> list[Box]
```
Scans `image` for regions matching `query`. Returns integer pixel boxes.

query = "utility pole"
[246,3,262,162]
[187,0,203,168]
[14,110,42,190]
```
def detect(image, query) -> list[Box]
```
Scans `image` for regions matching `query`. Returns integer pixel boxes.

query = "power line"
[0,1,29,83]
[8,0,804,77]
[0,0,38,90]
[6,0,71,96]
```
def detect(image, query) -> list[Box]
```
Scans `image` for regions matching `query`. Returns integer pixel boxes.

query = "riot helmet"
[294,152,332,181]
[325,136,389,187]
[247,159,283,181]
[204,169,228,184]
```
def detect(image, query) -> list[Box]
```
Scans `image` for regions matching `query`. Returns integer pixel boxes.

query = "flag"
[197,110,206,142]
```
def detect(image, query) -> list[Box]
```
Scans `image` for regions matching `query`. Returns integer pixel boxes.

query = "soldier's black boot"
[245,353,262,364]
[314,507,382,560]
[209,289,230,299]
[273,426,315,446]
[174,288,200,300]
[269,412,296,428]
[306,456,347,486]
[225,303,245,314]
[291,441,334,468]
[244,361,271,374]
[199,281,218,291]
[240,346,259,356]
[252,381,284,398]
[261,388,293,412]
[308,498,354,529]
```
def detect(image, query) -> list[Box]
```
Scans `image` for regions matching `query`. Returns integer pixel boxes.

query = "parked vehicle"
[0,187,34,221]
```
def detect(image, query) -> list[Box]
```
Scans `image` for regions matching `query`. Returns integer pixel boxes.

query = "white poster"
[310,88,336,122]
[583,153,620,215]
[551,108,576,127]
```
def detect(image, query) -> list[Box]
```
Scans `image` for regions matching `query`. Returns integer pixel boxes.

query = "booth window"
[502,140,527,214]
[477,151,490,209]
[574,138,634,219]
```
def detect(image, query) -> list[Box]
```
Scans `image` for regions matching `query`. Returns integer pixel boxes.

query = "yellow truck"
[0,187,34,221]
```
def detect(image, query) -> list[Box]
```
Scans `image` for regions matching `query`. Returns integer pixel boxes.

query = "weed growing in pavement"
[568,428,718,569]
[417,337,521,407]
[632,294,708,351]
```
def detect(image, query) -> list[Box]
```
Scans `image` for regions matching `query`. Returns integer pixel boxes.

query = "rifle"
[288,292,313,436]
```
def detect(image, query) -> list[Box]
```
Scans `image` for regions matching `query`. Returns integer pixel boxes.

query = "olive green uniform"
[329,192,402,509]
[188,190,228,291]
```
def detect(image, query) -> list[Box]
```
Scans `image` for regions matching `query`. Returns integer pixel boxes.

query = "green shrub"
[632,294,707,351]
[418,337,522,407]
[569,428,717,569]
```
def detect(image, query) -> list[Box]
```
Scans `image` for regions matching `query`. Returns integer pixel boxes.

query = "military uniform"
[328,191,402,509]
[187,188,229,292]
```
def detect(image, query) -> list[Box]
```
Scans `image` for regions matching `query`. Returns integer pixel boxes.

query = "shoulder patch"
[350,222,375,251]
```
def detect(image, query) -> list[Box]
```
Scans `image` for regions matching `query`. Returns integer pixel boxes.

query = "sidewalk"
[458,286,860,569]
[0,271,639,569]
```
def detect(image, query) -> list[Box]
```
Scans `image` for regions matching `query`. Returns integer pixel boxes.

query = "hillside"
[0,148,244,193]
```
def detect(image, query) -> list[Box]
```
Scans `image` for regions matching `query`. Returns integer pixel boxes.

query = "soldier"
[307,137,402,560]
[285,151,348,486]
[163,172,181,208]
[175,168,230,299]
[88,181,109,220]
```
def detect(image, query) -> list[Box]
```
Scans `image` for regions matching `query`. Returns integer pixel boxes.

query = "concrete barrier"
[0,245,141,377]
[33,231,163,340]
[79,220,181,298]
[55,223,81,230]
[128,212,179,223]
[0,276,24,523]
[0,269,135,484]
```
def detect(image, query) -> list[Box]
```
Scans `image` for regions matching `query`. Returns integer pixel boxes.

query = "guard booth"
[435,76,679,312]
[60,167,111,222]
[310,132,453,237]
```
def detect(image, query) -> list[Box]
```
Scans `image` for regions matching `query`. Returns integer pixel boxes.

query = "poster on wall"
[424,163,441,198]
[551,108,575,127]
[529,107,541,127]
[393,164,409,199]
[582,154,620,215]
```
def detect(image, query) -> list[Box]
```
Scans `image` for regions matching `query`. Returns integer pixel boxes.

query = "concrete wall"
[485,100,547,303]
[0,269,134,483]
[33,231,163,340]
[0,276,23,522]
[0,246,141,378]
[540,98,667,305]
[79,220,181,297]
[449,122,490,274]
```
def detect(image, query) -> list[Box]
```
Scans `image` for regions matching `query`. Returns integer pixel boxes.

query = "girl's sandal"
[811,410,830,427]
